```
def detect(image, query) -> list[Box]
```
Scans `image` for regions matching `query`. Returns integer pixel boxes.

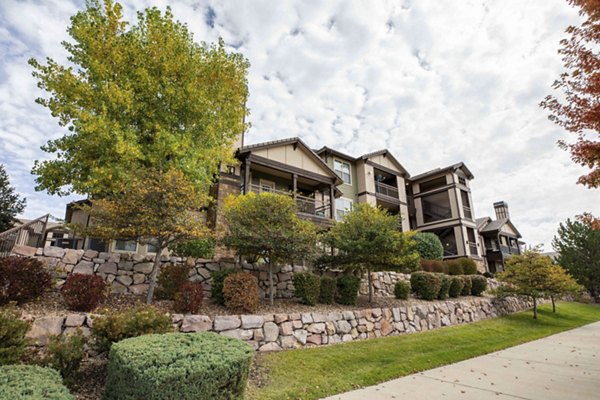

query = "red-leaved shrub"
[0,256,52,305]
[61,273,106,311]
[420,259,447,274]
[173,283,204,313]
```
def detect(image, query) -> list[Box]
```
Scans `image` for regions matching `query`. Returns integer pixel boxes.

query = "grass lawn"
[246,302,600,400]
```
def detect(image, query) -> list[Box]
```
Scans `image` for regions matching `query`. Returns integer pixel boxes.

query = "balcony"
[248,184,332,221]
[375,181,399,199]
[422,199,452,222]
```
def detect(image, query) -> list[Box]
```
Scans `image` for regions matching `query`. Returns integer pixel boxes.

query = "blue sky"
[0,0,598,249]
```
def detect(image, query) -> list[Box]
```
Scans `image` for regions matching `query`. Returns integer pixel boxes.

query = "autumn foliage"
[541,0,600,188]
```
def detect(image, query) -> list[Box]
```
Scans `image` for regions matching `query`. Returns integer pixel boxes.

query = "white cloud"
[0,0,597,248]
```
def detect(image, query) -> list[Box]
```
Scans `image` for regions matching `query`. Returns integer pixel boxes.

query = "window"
[461,190,472,220]
[334,160,351,184]
[114,239,137,252]
[88,238,107,252]
[259,179,275,192]
[335,198,353,221]
[421,191,452,223]
[458,176,466,185]
[419,176,447,193]
[147,238,159,254]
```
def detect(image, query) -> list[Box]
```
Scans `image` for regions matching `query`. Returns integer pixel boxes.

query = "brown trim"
[247,154,340,185]
[413,184,460,198]
[366,160,406,177]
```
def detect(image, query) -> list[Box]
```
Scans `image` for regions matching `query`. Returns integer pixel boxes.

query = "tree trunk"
[533,297,537,319]
[268,260,274,306]
[146,244,164,304]
[551,295,556,312]
[368,267,373,303]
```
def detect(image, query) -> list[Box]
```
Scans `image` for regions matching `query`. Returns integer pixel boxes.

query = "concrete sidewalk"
[323,321,600,400]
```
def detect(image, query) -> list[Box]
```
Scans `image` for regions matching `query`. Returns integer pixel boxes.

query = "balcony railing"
[375,181,399,199]
[0,214,49,257]
[248,184,331,219]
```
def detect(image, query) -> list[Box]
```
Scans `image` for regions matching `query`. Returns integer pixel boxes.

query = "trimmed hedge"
[155,264,190,301]
[448,276,464,298]
[457,258,478,275]
[61,273,106,311]
[319,276,336,304]
[461,275,472,296]
[210,269,236,305]
[292,272,321,306]
[223,272,260,313]
[0,256,52,305]
[336,275,361,305]
[412,232,444,260]
[394,281,410,300]
[104,332,253,400]
[437,275,452,300]
[410,271,442,301]
[91,305,173,353]
[470,275,488,296]
[445,259,464,275]
[0,365,74,399]
[420,259,447,274]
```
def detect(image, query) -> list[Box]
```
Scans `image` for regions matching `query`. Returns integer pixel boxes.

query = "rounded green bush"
[0,365,74,399]
[448,276,464,298]
[461,275,472,296]
[410,271,442,301]
[336,275,361,305]
[457,258,478,275]
[104,332,254,400]
[412,232,444,260]
[319,276,336,304]
[437,275,452,300]
[394,281,410,300]
[470,275,488,296]
[445,259,464,275]
[293,272,321,306]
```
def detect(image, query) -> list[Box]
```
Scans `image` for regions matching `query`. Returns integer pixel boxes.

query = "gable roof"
[410,162,474,182]
[360,149,410,177]
[478,217,522,238]
[314,146,357,162]
[238,137,343,185]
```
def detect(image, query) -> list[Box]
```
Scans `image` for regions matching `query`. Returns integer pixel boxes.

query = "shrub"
[420,259,446,273]
[61,273,106,312]
[223,272,260,313]
[457,258,478,275]
[155,264,190,300]
[293,272,321,306]
[410,271,442,301]
[91,305,173,352]
[394,281,410,300]
[170,238,215,259]
[0,365,74,400]
[445,259,464,275]
[437,275,452,300]
[470,275,488,296]
[448,276,465,298]
[319,276,336,304]
[336,275,361,305]
[210,269,236,305]
[44,331,86,382]
[174,283,204,314]
[412,232,444,260]
[0,305,29,365]
[104,332,253,400]
[0,256,52,305]
[461,275,472,296]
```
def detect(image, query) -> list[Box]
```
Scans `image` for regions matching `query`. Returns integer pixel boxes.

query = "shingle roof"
[410,162,474,182]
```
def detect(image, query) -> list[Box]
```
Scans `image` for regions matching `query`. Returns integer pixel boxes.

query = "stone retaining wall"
[25,296,537,352]
[11,245,307,299]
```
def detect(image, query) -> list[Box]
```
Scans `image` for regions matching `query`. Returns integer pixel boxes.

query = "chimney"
[493,201,509,220]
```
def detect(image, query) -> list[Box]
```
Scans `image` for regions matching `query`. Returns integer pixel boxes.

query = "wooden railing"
[0,214,49,257]
[248,184,332,219]
[375,181,399,199]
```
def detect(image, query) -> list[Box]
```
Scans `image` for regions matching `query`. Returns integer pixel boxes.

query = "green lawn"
[246,302,600,400]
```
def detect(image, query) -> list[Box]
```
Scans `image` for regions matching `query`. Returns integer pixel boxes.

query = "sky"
[0,0,598,250]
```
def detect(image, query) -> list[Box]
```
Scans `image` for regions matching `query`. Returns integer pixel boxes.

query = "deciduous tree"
[319,204,420,303]
[544,264,582,312]
[540,0,600,188]
[0,164,26,232]
[221,192,318,305]
[29,0,249,198]
[76,169,210,303]
[553,216,600,301]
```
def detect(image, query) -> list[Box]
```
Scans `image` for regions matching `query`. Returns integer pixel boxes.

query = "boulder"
[213,315,241,331]
[263,322,279,342]
[11,245,37,257]
[241,315,264,329]
[43,246,65,258]
[26,316,65,346]
[97,262,118,275]
[180,315,212,332]
[336,320,352,334]
[134,262,154,274]
[220,329,253,340]
[73,260,94,275]
[116,275,133,286]
[129,284,149,295]
[83,249,98,259]
[259,342,282,352]
[65,314,86,327]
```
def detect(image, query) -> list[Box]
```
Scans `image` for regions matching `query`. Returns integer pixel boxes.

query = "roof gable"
[361,150,409,177]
